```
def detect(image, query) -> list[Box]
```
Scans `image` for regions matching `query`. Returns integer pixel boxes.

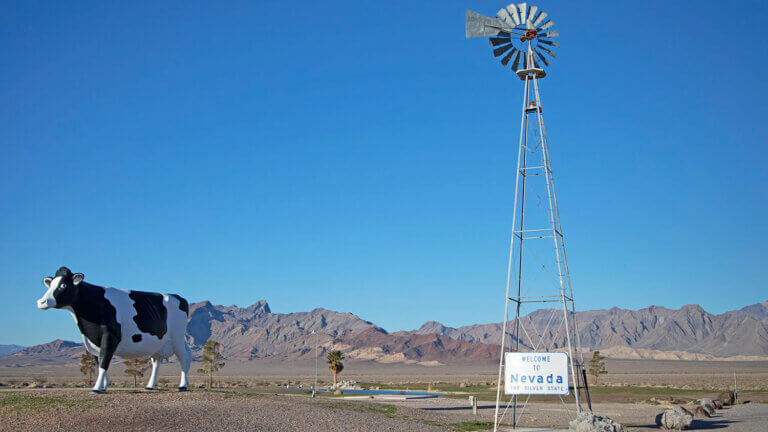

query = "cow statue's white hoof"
[89,390,105,395]
[144,387,154,391]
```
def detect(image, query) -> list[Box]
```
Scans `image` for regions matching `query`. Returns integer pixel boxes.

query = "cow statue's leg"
[92,368,107,394]
[91,332,119,394]
[145,357,159,390]
[172,337,192,391]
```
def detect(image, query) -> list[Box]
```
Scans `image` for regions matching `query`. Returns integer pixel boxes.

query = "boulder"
[712,400,723,409]
[693,405,711,418]
[569,411,625,432]
[700,398,716,415]
[717,391,735,406]
[655,407,693,430]
[677,406,694,416]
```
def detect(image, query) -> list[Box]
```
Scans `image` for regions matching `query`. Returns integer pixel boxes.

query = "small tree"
[326,350,344,386]
[79,352,97,386]
[588,351,607,384]
[124,358,151,388]
[196,339,225,388]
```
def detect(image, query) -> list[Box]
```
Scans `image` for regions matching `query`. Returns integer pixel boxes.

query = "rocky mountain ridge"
[409,301,768,358]
[3,300,767,365]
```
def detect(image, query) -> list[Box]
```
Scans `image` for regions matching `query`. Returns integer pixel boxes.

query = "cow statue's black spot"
[132,334,142,343]
[169,294,189,315]
[128,291,167,339]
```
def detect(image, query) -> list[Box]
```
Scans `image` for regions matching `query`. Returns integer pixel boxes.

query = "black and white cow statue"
[37,267,191,394]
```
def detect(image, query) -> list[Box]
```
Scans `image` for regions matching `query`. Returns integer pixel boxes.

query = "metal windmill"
[466,4,591,430]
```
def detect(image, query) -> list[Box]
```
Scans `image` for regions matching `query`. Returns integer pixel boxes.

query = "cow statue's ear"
[72,273,84,285]
[43,277,53,288]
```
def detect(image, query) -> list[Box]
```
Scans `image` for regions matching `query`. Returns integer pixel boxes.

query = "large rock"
[717,391,735,405]
[693,405,711,418]
[655,407,693,430]
[700,398,716,415]
[569,411,625,432]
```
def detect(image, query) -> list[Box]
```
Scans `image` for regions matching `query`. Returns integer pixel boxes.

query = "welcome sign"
[504,352,569,395]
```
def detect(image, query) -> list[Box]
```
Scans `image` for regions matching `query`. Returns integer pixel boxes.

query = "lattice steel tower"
[466,4,591,430]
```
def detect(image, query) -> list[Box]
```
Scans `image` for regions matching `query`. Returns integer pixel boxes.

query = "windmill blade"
[489,36,512,47]
[497,8,514,28]
[506,4,520,26]
[538,38,560,48]
[532,11,547,27]
[538,20,555,31]
[493,44,514,57]
[511,50,522,70]
[501,48,519,67]
[535,49,550,66]
[517,3,527,26]
[537,45,557,58]
[466,9,513,38]
[527,5,538,23]
[539,30,560,38]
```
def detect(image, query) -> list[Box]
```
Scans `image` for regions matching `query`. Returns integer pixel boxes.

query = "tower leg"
[493,71,531,432]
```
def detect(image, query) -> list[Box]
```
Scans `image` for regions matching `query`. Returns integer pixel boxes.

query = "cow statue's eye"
[60,283,66,288]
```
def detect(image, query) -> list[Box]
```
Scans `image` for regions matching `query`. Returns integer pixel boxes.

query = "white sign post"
[504,352,569,395]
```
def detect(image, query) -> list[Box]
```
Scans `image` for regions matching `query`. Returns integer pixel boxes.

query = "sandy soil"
[3,358,767,390]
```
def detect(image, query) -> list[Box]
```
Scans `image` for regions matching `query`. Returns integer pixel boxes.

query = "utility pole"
[313,330,319,397]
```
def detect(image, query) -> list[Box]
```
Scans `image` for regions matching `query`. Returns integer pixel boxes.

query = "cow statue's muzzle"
[37,297,55,310]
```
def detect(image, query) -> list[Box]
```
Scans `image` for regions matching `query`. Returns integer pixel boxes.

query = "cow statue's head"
[37,267,84,310]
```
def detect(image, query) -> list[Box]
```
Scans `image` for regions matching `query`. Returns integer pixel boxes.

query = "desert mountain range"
[3,300,767,366]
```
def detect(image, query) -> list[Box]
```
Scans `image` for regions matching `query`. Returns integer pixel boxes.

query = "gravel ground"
[0,389,444,432]
[1,389,766,431]
[365,396,768,431]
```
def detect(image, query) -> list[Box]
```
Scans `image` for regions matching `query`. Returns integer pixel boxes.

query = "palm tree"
[326,350,344,386]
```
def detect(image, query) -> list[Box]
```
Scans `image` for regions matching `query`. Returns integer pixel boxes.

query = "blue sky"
[1,1,767,345]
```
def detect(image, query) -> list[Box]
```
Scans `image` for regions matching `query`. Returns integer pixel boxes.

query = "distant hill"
[0,339,82,366]
[0,344,25,357]
[3,300,767,367]
[329,327,499,365]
